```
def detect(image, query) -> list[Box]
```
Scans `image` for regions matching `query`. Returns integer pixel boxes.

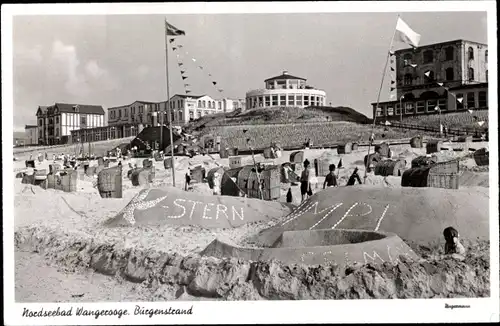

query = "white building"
[245,71,327,109]
[108,96,245,127]
[36,103,105,145]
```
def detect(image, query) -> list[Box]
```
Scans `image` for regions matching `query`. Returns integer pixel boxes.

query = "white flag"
[478,121,485,127]
[395,17,421,48]
[424,71,431,77]
[468,109,473,114]
[389,94,396,100]
[410,63,418,68]
[385,121,391,126]
[437,82,444,87]
[434,106,440,112]
[457,97,464,104]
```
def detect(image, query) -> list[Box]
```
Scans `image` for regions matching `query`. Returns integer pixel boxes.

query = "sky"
[12,11,487,131]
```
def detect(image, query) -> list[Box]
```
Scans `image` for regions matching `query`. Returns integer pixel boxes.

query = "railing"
[379,121,484,137]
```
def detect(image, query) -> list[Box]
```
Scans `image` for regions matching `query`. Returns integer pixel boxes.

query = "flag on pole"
[165,20,185,36]
[395,17,421,48]
[337,159,343,169]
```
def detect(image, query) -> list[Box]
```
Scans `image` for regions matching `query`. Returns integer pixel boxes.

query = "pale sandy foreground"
[13,142,491,301]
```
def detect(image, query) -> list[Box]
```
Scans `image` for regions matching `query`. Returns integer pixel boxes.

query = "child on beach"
[443,226,466,256]
[323,164,338,189]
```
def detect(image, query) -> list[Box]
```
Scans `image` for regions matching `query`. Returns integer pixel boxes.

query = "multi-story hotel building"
[372,39,488,120]
[36,103,105,145]
[245,71,327,109]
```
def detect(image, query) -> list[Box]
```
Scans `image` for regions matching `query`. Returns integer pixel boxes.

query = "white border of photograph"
[2,1,498,325]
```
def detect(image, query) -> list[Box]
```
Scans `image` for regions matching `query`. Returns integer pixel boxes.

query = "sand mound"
[254,186,489,247]
[459,171,489,188]
[201,229,420,267]
[105,186,293,228]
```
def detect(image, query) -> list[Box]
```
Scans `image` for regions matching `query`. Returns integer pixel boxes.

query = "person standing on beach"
[323,164,338,189]
[300,159,313,202]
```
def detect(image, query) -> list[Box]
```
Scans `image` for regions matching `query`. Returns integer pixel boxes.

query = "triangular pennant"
[424,71,431,77]
[191,58,196,62]
[198,66,203,70]
[390,80,395,85]
[390,67,395,72]
[212,81,217,86]
[182,76,188,80]
[169,39,175,43]
[437,82,444,87]
[390,87,395,91]
[178,62,183,66]
[185,90,191,94]
[337,159,343,169]
[434,106,440,111]
[385,121,391,126]
[468,109,473,114]
[180,70,186,75]
[243,129,248,134]
[410,63,418,68]
[178,45,183,48]
[477,121,485,127]
[184,84,190,87]
[218,89,223,92]
[172,47,177,51]
[208,73,212,77]
[457,97,463,104]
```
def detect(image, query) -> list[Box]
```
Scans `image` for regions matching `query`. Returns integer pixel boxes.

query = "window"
[416,101,425,113]
[478,91,487,108]
[296,95,302,106]
[426,100,437,113]
[189,110,194,119]
[81,116,87,125]
[124,109,128,117]
[304,95,309,106]
[288,95,295,106]
[468,47,474,60]
[265,96,271,107]
[467,92,475,109]
[38,120,42,126]
[272,95,278,106]
[423,50,433,64]
[55,128,59,137]
[280,95,286,106]
[403,53,412,66]
[485,50,488,62]
[424,70,435,83]
[197,111,202,118]
[387,107,394,116]
[468,68,474,81]
[178,112,183,121]
[404,74,412,85]
[208,101,212,109]
[438,99,447,111]
[445,67,454,81]
[456,93,464,110]
[395,103,401,115]
[202,101,206,108]
[376,107,383,117]
[405,103,414,114]
[445,47,454,61]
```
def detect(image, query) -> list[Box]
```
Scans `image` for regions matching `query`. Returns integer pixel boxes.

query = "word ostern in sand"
[120,189,245,225]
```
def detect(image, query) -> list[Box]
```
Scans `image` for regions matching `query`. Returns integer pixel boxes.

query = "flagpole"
[364,15,399,184]
[164,19,176,187]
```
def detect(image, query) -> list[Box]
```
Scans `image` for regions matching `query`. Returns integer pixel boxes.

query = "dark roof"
[264,73,306,82]
[448,82,488,91]
[54,103,105,115]
[25,125,37,129]
[395,39,488,53]
[171,94,205,99]
[108,100,158,110]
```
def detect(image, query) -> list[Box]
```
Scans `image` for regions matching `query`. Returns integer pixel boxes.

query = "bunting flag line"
[165,20,186,36]
[337,159,343,169]
[169,39,175,43]
[468,109,474,114]
[212,81,217,86]
[477,121,485,127]
[410,63,418,68]
[424,71,431,77]
[182,76,188,80]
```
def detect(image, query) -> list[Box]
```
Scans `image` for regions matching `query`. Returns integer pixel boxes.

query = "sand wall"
[15,225,490,300]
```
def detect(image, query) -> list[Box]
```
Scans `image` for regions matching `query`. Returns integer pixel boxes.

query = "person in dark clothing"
[346,167,362,186]
[323,164,338,189]
[443,226,466,255]
[300,159,313,202]
[185,173,191,191]
[286,188,293,203]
